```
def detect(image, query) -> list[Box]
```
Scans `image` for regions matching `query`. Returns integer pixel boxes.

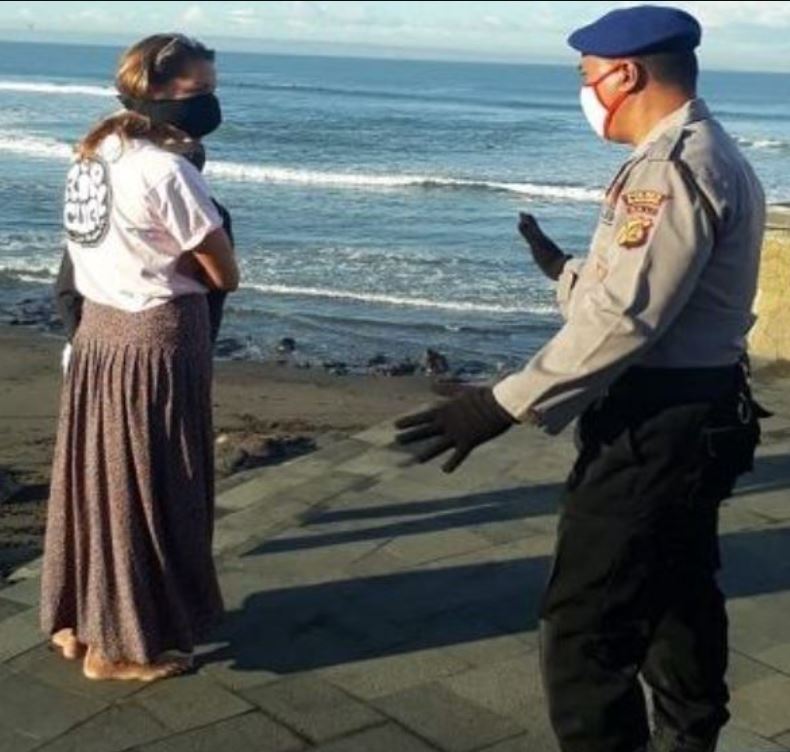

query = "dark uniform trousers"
[539,365,763,752]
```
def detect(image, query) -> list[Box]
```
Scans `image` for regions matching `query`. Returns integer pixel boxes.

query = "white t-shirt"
[63,134,222,312]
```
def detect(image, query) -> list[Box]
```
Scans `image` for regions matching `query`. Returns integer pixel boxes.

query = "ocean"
[1,40,789,374]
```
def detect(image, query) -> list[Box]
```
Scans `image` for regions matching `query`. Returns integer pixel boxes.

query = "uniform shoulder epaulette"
[646,125,686,163]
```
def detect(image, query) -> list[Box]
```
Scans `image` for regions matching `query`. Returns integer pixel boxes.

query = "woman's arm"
[189,227,239,292]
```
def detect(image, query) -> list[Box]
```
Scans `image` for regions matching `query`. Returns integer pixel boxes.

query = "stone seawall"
[749,205,790,365]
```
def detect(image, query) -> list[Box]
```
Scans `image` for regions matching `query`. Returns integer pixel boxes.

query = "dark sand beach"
[0,324,435,577]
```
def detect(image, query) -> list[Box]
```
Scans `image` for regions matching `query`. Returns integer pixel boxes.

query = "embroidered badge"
[616,217,654,249]
[621,190,668,216]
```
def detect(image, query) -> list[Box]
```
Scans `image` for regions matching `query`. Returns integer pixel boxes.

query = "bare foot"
[82,647,192,682]
[51,629,86,660]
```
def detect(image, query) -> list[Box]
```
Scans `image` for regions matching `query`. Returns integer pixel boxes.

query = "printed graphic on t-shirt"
[64,157,112,246]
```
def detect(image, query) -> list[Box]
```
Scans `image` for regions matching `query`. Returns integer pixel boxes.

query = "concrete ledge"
[767,204,790,230]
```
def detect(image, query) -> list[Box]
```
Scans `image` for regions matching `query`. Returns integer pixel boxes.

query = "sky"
[1,1,789,71]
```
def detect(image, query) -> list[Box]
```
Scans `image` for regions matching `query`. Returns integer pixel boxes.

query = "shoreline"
[0,286,505,380]
[0,322,438,578]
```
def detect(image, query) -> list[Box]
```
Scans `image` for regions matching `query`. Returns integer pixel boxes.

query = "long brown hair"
[77,34,215,159]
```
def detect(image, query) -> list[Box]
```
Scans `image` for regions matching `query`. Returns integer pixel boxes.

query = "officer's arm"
[556,258,586,319]
[493,159,715,434]
[517,212,586,318]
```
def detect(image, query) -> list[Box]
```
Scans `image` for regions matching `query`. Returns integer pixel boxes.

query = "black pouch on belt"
[702,364,767,481]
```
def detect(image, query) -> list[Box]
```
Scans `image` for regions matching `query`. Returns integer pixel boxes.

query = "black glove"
[395,387,516,473]
[518,212,572,282]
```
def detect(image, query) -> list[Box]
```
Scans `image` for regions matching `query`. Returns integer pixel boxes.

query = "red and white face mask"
[580,64,629,140]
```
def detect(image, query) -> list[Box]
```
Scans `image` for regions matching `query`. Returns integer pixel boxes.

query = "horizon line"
[0,31,788,77]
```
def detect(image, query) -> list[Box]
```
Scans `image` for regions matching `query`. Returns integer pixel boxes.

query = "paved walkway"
[2,377,790,752]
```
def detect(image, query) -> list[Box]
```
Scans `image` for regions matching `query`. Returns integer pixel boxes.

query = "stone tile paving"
[1,380,789,751]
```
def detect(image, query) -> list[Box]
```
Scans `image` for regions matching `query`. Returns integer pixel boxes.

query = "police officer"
[395,6,767,751]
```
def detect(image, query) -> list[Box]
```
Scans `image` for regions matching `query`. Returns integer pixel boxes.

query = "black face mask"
[119,92,222,139]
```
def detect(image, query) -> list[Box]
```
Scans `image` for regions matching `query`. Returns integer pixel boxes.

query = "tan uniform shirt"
[494,99,766,434]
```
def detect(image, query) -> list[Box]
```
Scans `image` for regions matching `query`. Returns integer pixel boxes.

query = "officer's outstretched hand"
[518,212,572,282]
[394,387,516,473]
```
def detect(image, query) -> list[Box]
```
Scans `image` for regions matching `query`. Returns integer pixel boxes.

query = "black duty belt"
[608,365,741,408]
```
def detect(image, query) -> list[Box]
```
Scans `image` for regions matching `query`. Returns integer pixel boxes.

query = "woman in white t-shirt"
[41,34,238,682]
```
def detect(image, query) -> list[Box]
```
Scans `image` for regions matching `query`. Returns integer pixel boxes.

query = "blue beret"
[568,5,701,58]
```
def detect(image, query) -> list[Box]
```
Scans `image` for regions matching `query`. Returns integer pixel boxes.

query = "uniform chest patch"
[64,157,112,246]
[621,190,668,216]
[616,217,654,249]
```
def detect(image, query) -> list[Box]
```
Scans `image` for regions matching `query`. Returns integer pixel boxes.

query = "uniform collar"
[633,98,710,157]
